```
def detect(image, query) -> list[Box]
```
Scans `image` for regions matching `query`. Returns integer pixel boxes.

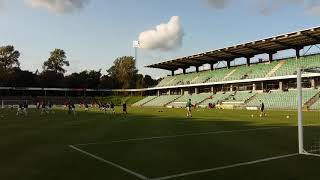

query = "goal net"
[297,60,320,157]
[1,100,32,109]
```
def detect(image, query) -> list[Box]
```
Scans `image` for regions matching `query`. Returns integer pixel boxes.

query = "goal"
[0,100,31,109]
[297,65,320,157]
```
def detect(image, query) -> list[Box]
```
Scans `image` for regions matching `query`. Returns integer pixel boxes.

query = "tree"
[99,75,114,89]
[38,71,65,88]
[107,56,138,89]
[43,49,69,74]
[135,74,144,89]
[7,68,37,87]
[143,75,158,87]
[65,72,86,88]
[65,70,102,89]
[0,45,20,72]
[87,70,102,89]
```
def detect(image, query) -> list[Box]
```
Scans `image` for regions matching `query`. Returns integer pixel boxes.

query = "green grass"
[1,107,320,180]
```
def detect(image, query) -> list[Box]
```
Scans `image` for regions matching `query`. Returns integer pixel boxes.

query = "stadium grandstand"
[5,1,320,179]
[2,26,320,111]
[132,26,320,110]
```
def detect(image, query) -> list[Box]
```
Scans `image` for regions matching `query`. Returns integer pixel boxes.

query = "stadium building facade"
[133,26,320,110]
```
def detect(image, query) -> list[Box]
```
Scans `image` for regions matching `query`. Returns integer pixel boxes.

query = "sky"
[0,0,319,78]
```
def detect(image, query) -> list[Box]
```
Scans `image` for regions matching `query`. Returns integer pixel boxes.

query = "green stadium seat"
[168,93,213,108]
[156,54,320,87]
[143,95,181,107]
[247,89,320,109]
[200,92,233,106]
[132,96,157,107]
[224,91,256,102]
[273,54,320,77]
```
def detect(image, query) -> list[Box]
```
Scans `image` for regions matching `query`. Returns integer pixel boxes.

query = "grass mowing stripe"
[73,126,282,147]
[69,145,149,180]
[152,153,299,180]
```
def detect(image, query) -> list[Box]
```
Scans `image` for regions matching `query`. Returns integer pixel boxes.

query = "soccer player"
[16,102,23,116]
[259,100,265,117]
[71,103,76,115]
[36,101,40,110]
[186,99,192,118]
[23,101,28,116]
[68,102,76,115]
[41,102,47,115]
[67,102,72,114]
[122,102,127,114]
[48,102,54,114]
[101,103,107,114]
[110,102,115,114]
[84,104,89,111]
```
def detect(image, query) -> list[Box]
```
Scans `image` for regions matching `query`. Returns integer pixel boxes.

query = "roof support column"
[311,79,316,89]
[226,60,231,69]
[195,87,199,94]
[268,53,274,63]
[210,63,214,71]
[195,66,199,73]
[171,70,175,76]
[183,68,186,74]
[246,57,251,66]
[279,81,283,91]
[296,47,303,59]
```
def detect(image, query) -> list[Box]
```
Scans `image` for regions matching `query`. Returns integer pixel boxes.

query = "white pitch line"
[72,126,282,147]
[303,152,320,158]
[152,153,299,180]
[304,123,320,127]
[69,145,149,180]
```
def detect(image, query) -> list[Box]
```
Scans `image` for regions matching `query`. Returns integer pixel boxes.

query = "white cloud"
[25,0,89,14]
[138,16,184,51]
[203,0,320,16]
[308,5,320,15]
[306,1,320,16]
[256,0,304,15]
[206,0,230,9]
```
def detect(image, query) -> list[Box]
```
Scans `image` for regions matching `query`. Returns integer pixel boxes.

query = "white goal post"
[297,59,320,157]
[297,67,305,154]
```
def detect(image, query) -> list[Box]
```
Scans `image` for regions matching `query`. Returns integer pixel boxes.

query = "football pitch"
[1,107,320,180]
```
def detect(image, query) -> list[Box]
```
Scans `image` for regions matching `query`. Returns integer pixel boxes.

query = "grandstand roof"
[146,26,320,71]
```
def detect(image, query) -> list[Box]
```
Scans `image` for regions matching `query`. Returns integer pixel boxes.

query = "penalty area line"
[69,145,149,180]
[151,153,299,180]
[72,127,282,147]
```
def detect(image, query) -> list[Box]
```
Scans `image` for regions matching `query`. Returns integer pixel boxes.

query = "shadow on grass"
[0,107,320,180]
